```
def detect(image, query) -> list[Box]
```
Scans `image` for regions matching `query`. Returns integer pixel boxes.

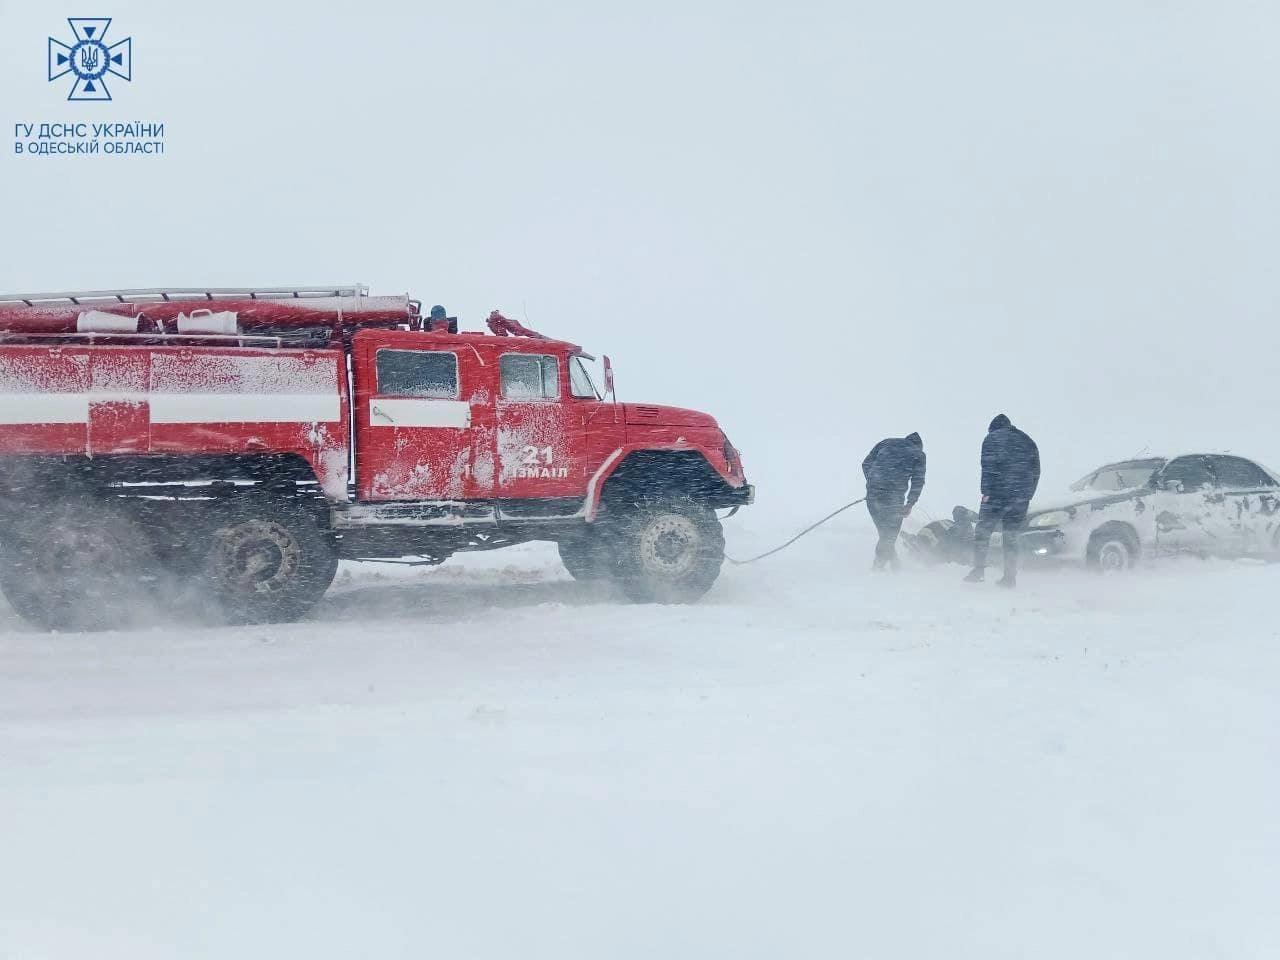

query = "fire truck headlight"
[722,433,741,474]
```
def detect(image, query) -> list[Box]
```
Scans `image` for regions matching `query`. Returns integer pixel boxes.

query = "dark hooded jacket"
[862,432,926,506]
[980,415,1040,502]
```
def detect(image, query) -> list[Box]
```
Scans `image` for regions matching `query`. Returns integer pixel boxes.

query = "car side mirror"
[602,355,616,401]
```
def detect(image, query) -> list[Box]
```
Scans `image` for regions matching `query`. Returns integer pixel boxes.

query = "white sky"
[2,1,1277,520]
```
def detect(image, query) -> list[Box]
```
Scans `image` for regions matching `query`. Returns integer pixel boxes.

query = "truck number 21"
[520,445,554,466]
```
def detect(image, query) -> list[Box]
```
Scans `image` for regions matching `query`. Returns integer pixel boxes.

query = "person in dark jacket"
[862,432,926,570]
[426,304,458,332]
[965,414,1040,587]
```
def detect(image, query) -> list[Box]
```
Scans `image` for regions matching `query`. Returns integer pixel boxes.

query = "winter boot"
[963,568,984,583]
[998,544,1018,588]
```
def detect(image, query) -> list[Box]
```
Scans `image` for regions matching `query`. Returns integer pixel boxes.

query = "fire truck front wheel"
[204,505,339,624]
[612,499,725,604]
[0,503,158,631]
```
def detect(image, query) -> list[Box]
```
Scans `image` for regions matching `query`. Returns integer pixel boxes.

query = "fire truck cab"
[353,325,611,504]
[0,286,752,630]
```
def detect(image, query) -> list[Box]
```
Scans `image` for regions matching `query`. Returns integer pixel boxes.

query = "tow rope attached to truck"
[723,498,867,566]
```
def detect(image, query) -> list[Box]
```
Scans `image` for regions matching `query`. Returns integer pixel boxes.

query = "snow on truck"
[0,285,753,630]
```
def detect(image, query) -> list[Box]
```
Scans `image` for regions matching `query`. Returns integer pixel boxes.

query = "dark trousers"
[867,497,904,568]
[972,498,1029,576]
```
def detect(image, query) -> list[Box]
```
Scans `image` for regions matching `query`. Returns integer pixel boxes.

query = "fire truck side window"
[376,349,459,399]
[500,354,559,400]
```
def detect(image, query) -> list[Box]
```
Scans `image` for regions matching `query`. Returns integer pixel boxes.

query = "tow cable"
[723,497,866,566]
[366,497,871,569]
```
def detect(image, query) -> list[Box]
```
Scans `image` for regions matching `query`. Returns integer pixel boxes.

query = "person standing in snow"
[861,432,926,570]
[965,414,1040,587]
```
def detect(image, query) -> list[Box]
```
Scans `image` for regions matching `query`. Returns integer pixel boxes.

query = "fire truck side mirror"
[603,355,616,400]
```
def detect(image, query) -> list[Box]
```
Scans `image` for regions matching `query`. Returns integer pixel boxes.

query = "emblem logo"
[48,18,132,101]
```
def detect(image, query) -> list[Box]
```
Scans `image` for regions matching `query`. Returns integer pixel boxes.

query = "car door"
[1205,455,1280,557]
[493,350,587,504]
[353,333,487,501]
[1151,455,1220,555]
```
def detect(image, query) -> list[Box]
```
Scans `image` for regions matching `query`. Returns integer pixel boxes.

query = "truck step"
[332,501,498,528]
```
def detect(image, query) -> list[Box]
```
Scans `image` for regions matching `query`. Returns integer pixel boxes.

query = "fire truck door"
[355,343,485,501]
[493,352,586,501]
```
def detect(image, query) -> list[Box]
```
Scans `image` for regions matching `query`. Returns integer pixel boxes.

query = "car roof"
[1167,451,1267,464]
[1094,452,1268,466]
[1097,452,1279,481]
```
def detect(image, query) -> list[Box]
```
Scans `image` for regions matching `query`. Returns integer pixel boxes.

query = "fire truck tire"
[0,503,157,631]
[557,533,614,581]
[612,499,725,604]
[204,504,339,624]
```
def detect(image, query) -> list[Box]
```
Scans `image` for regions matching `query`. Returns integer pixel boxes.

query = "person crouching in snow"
[861,432,926,570]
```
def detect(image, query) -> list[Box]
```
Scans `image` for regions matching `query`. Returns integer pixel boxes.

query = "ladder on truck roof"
[0,284,370,307]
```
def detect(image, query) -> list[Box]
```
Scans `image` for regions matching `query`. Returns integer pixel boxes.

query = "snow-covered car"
[1022,454,1280,570]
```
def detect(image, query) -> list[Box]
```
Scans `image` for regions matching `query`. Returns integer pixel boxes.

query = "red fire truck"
[0,285,752,630]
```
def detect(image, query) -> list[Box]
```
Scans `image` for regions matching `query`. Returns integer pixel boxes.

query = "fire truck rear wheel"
[613,499,725,604]
[204,505,339,624]
[0,503,157,631]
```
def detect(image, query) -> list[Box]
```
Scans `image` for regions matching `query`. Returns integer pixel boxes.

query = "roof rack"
[0,285,368,307]
[0,330,333,349]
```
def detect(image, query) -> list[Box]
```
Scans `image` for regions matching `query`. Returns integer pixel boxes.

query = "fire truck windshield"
[569,355,601,399]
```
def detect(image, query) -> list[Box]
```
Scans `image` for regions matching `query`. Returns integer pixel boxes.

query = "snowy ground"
[1,515,1278,959]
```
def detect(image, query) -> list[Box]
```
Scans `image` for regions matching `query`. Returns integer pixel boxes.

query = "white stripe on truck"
[0,392,340,425]
[149,393,340,424]
[0,393,90,424]
[369,398,470,428]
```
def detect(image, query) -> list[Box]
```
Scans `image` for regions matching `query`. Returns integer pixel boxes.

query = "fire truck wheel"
[557,532,614,581]
[204,505,339,624]
[0,504,157,631]
[613,499,725,604]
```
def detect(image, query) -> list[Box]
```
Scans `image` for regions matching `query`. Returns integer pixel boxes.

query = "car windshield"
[1070,458,1167,492]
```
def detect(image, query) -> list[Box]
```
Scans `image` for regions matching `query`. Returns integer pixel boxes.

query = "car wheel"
[1086,524,1138,573]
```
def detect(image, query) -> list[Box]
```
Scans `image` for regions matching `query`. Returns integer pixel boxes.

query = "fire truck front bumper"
[719,482,755,509]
